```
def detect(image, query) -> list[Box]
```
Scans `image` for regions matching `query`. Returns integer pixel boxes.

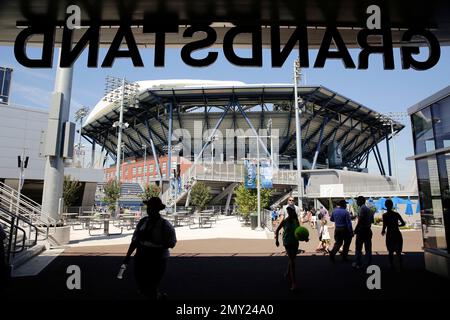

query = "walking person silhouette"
[122,197,177,299]
[382,199,406,270]
[275,206,300,291]
[329,200,354,262]
[353,196,374,269]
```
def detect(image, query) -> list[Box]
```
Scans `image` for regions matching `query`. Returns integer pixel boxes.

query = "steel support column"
[144,118,163,188]
[42,52,73,221]
[235,101,270,157]
[189,101,233,175]
[385,133,392,176]
[311,117,328,169]
[374,137,386,175]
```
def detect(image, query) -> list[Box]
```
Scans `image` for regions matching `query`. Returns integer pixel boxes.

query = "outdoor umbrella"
[416,200,421,213]
[375,197,387,211]
[404,197,414,226]
[405,201,414,216]
[391,196,405,209]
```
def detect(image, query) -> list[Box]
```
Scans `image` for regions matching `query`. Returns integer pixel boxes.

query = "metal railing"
[261,209,274,232]
[187,163,298,185]
[0,181,56,240]
[0,207,39,264]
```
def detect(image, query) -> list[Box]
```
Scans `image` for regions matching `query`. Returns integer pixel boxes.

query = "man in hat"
[123,197,177,300]
[329,199,353,262]
[352,196,374,269]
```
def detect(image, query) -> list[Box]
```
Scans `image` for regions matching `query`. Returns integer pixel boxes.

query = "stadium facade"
[83,79,412,212]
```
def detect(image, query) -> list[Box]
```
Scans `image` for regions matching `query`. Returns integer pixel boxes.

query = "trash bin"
[250,213,258,230]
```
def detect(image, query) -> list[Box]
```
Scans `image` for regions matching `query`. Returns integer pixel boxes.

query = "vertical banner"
[260,160,273,189]
[244,159,257,189]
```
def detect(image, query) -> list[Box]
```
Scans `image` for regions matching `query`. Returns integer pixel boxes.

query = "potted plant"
[54,175,83,244]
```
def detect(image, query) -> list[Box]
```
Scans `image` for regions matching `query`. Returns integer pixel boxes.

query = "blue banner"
[244,160,257,189]
[260,160,273,189]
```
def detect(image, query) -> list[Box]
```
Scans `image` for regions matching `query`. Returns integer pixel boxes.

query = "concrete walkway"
[4,214,444,309]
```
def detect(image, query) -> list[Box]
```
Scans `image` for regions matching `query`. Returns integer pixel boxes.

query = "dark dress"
[382,211,405,253]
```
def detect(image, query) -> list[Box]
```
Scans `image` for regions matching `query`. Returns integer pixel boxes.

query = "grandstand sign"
[320,184,344,198]
[13,4,441,70]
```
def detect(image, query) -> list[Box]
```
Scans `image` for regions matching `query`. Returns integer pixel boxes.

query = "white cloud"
[12,82,51,108]
[15,65,54,81]
[12,82,86,113]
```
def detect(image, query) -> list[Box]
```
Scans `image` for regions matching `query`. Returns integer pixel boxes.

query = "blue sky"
[1,44,449,187]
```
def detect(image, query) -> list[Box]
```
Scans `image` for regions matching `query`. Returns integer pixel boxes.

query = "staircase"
[163,176,197,208]
[271,191,294,209]
[0,181,58,266]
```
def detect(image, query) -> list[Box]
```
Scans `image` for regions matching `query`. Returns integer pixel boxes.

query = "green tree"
[260,188,272,210]
[234,184,255,219]
[139,184,161,203]
[63,175,82,208]
[103,179,121,213]
[190,182,211,211]
[234,184,272,220]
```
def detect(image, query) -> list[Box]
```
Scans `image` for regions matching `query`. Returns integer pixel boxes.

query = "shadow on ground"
[2,252,448,301]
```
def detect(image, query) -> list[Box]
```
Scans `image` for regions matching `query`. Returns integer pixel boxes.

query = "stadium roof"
[81,81,404,170]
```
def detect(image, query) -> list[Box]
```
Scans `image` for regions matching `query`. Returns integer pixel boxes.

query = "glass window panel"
[0,69,4,93]
[417,157,446,251]
[3,68,11,97]
[0,68,4,103]
[412,107,435,154]
[436,153,450,252]
[428,158,440,196]
[431,96,450,150]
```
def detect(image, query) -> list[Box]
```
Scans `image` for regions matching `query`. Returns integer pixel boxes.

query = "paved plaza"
[3,213,448,307]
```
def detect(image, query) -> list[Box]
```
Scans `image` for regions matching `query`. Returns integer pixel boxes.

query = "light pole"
[163,142,182,212]
[267,118,274,167]
[210,135,218,172]
[104,75,140,182]
[239,134,277,230]
[104,76,140,215]
[142,144,147,186]
[294,58,304,211]
[74,106,89,167]
[384,112,408,191]
[17,149,29,215]
[121,142,125,182]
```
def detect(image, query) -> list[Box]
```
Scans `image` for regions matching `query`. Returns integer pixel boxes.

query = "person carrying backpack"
[123,197,177,300]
